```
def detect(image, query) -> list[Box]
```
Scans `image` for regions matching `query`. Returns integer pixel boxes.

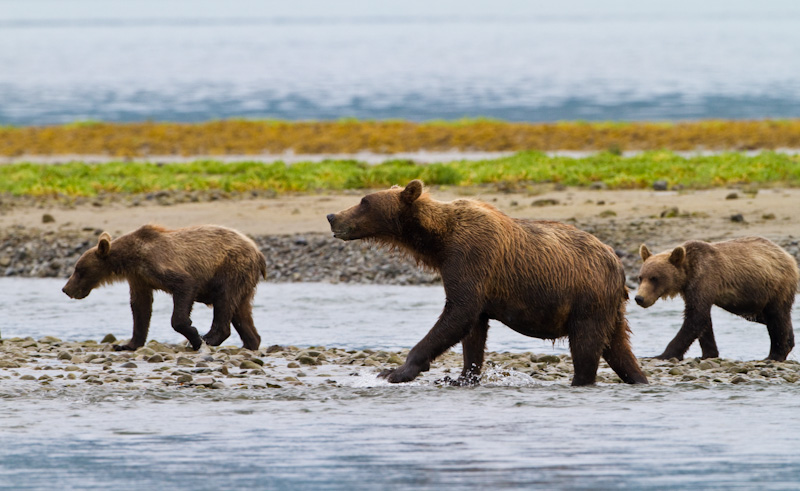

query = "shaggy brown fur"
[327,180,648,386]
[636,237,799,361]
[62,224,266,351]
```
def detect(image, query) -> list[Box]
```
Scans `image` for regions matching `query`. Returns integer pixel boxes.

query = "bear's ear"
[96,232,112,258]
[669,246,685,266]
[400,179,423,204]
[639,244,651,261]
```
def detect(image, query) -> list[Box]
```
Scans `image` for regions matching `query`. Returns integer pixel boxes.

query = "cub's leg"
[697,327,719,359]
[231,295,261,350]
[655,304,712,361]
[171,290,203,351]
[202,300,234,347]
[115,285,153,351]
[764,303,795,361]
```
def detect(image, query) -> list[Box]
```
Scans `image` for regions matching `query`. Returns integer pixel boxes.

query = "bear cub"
[636,237,799,361]
[328,180,648,386]
[63,224,266,351]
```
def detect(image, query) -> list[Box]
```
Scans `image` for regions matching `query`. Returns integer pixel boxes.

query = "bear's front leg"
[655,305,712,361]
[117,285,154,351]
[379,299,479,383]
[447,315,490,386]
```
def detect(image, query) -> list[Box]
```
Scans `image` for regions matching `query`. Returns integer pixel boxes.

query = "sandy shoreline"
[2,185,798,248]
[2,184,800,286]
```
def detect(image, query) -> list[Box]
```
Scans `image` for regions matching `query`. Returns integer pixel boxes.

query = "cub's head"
[326,180,423,241]
[634,244,687,308]
[62,232,114,299]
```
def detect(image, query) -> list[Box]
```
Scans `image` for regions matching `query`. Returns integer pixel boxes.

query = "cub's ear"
[97,232,112,258]
[400,179,423,204]
[639,244,651,261]
[669,246,685,266]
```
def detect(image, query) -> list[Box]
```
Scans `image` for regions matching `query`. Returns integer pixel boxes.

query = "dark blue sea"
[1,0,800,125]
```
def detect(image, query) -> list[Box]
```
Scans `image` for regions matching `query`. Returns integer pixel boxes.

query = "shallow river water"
[2,278,800,489]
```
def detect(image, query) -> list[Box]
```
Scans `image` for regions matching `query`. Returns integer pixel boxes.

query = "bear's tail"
[259,255,267,280]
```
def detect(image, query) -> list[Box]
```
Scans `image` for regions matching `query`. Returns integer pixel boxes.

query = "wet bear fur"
[636,237,799,361]
[62,224,266,351]
[327,180,648,386]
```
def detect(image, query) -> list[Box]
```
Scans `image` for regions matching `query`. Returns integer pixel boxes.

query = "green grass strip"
[2,151,799,197]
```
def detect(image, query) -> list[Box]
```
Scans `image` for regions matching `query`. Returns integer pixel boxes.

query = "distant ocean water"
[1,0,799,125]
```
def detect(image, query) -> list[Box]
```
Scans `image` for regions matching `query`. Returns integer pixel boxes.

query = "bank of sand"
[1,185,798,250]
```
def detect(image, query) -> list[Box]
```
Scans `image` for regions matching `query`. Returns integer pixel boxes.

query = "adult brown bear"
[636,237,799,361]
[62,224,265,351]
[327,180,648,386]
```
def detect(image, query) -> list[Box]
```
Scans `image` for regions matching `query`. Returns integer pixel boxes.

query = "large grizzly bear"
[636,237,798,361]
[327,180,648,386]
[62,224,266,351]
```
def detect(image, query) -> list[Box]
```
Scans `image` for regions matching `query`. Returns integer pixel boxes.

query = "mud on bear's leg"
[231,295,261,351]
[202,300,234,347]
[656,305,712,361]
[171,291,203,351]
[602,315,648,384]
[116,285,153,351]
[450,314,489,386]
[379,300,480,384]
[764,303,795,361]
[568,319,606,386]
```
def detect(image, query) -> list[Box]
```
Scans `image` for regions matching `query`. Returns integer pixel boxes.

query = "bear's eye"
[637,275,642,282]
[649,276,658,284]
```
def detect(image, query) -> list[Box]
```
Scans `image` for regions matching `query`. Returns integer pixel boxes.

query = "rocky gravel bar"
[2,336,799,392]
[3,224,800,286]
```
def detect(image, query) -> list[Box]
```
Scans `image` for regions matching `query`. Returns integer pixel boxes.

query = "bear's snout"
[326,213,335,224]
[634,295,650,308]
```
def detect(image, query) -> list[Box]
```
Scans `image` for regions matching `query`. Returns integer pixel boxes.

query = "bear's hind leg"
[764,303,794,361]
[602,316,648,384]
[567,318,607,386]
[202,300,234,347]
[231,295,261,351]
[171,292,203,351]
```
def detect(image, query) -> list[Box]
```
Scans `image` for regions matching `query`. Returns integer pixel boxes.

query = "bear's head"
[634,244,688,308]
[62,232,115,299]
[326,180,423,241]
